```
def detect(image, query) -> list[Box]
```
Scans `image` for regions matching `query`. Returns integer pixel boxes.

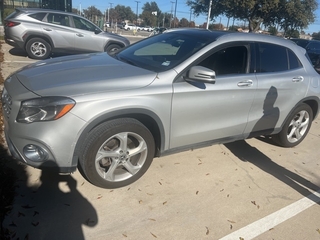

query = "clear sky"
[72,0,320,34]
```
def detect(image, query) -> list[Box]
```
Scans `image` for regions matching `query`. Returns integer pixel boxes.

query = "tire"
[105,44,122,54]
[272,103,313,147]
[79,118,155,188]
[25,38,51,60]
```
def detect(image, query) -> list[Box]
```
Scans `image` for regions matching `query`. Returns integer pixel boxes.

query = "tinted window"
[73,16,99,32]
[306,42,320,51]
[47,13,69,26]
[117,32,210,72]
[257,43,288,72]
[29,13,46,21]
[288,49,302,70]
[199,46,248,76]
[291,39,309,48]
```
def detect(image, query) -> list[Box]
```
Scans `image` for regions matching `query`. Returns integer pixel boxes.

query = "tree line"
[73,0,320,38]
[187,0,318,37]
[73,1,195,28]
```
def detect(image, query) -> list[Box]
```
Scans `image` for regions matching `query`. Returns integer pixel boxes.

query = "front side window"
[198,45,249,76]
[72,16,99,32]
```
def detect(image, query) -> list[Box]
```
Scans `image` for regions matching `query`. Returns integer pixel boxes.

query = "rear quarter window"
[29,13,47,21]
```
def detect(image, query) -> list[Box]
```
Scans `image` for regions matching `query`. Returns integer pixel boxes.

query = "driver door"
[170,43,257,149]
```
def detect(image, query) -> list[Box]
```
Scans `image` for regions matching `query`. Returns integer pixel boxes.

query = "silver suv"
[4,8,130,59]
[2,29,320,189]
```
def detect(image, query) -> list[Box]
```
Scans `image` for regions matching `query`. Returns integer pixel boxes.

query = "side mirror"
[185,66,216,84]
[94,28,102,34]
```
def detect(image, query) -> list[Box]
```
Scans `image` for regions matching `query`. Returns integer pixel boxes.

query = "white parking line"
[220,190,320,240]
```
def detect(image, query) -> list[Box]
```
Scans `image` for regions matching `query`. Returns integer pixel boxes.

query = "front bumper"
[2,81,86,173]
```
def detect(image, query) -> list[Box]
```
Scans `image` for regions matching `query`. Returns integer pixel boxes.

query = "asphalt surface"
[1,35,320,240]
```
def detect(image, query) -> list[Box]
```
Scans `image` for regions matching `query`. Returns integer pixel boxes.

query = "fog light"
[23,144,48,162]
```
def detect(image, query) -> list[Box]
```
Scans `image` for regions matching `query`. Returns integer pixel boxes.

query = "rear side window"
[29,13,46,21]
[257,43,302,73]
[47,13,70,26]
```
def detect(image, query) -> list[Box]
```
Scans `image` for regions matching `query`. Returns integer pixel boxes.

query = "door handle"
[237,80,253,87]
[43,28,52,31]
[292,76,304,82]
[76,33,84,37]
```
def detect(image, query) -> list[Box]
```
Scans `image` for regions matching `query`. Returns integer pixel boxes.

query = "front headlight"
[17,97,76,123]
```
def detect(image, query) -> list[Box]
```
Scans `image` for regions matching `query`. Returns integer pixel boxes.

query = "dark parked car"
[2,29,320,188]
[290,38,320,72]
[4,8,130,59]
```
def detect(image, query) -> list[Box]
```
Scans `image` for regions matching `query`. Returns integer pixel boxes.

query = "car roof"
[164,28,296,47]
[13,8,80,17]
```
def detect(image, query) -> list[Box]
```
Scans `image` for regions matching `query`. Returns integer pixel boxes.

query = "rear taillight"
[5,21,21,27]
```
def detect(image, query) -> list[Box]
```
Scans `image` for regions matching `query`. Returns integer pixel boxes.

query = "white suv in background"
[123,23,141,31]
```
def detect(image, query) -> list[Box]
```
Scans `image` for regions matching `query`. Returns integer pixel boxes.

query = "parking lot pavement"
[1,41,320,240]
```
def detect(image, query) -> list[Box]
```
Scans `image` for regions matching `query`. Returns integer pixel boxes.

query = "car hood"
[14,53,157,97]
[100,31,130,45]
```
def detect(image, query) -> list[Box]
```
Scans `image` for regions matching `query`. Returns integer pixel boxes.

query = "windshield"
[115,31,214,72]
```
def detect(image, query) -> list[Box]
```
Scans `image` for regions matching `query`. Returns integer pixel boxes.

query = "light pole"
[135,1,140,25]
[206,0,212,29]
[173,0,177,28]
[170,1,174,28]
[109,3,113,26]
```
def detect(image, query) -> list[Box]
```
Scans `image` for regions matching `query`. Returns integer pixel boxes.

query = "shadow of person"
[224,140,320,204]
[248,86,279,138]
[20,161,98,240]
[225,85,320,203]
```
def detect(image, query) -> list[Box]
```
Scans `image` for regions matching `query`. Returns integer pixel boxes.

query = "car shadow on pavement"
[9,48,28,57]
[225,140,320,204]
[2,158,98,239]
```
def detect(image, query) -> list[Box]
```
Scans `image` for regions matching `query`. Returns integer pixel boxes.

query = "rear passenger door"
[244,42,309,137]
[41,13,75,50]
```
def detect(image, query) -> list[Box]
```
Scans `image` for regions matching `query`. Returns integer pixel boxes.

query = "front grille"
[1,88,12,119]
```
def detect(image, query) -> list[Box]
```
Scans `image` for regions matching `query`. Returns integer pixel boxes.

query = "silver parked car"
[4,8,130,59]
[2,29,320,188]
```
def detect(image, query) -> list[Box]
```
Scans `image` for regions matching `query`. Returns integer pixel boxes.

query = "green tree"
[83,6,102,22]
[268,26,278,36]
[187,0,225,20]
[187,0,317,33]
[285,29,300,38]
[179,18,189,27]
[141,2,162,27]
[72,8,78,14]
[274,0,317,35]
[312,32,320,40]
[109,5,135,23]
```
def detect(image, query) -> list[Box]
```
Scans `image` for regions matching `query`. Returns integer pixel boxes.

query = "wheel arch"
[104,41,126,51]
[24,33,54,50]
[278,96,320,133]
[73,108,166,166]
[303,97,319,120]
